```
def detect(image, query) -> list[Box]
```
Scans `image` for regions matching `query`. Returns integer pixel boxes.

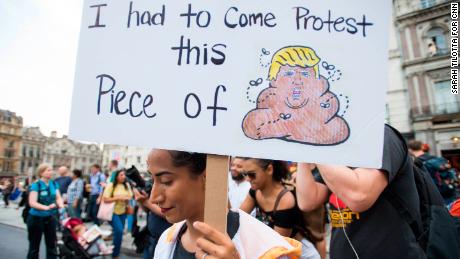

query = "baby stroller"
[57,218,112,259]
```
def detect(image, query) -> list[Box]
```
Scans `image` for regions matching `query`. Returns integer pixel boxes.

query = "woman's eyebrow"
[154,171,173,177]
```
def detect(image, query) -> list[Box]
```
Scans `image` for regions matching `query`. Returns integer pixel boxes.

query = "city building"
[42,131,102,174]
[389,0,459,169]
[0,109,23,178]
[102,144,150,172]
[20,127,46,178]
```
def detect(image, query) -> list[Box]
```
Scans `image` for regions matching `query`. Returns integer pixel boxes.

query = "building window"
[4,149,14,158]
[22,146,27,156]
[420,0,436,9]
[137,156,141,164]
[433,80,459,114]
[9,140,14,148]
[426,27,448,56]
[4,112,11,122]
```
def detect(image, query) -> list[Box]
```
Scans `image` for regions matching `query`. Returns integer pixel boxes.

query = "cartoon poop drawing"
[242,46,350,145]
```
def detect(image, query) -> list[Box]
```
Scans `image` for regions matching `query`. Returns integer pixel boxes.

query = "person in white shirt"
[228,157,251,209]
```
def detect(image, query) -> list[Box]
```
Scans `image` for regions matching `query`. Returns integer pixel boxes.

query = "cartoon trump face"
[242,46,350,145]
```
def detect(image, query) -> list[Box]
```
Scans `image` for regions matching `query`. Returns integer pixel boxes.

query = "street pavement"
[0,204,142,258]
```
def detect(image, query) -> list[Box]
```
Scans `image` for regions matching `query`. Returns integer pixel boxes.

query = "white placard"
[70,0,391,168]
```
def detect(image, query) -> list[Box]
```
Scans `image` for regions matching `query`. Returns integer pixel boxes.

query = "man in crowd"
[296,125,425,258]
[228,157,251,209]
[55,166,72,199]
[408,140,457,205]
[88,164,106,225]
[107,159,119,183]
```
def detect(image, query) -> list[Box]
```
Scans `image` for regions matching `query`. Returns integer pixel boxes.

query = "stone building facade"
[20,127,46,177]
[0,110,23,177]
[390,0,459,169]
[42,132,102,174]
[102,144,150,172]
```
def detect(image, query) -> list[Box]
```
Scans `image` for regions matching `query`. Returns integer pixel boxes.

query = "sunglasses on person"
[241,171,256,179]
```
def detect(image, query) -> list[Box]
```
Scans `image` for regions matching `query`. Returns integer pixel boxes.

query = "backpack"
[419,155,450,185]
[275,185,326,244]
[386,125,460,259]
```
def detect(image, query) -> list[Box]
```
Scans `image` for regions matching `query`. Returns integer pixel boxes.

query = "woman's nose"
[149,182,164,204]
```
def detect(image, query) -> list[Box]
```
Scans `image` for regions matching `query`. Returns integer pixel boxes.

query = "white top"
[228,172,251,209]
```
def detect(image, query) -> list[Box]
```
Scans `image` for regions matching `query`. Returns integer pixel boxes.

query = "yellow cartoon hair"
[268,46,321,81]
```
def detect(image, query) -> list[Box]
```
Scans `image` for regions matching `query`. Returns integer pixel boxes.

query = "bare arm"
[317,165,388,212]
[133,189,164,217]
[55,190,64,209]
[239,194,255,214]
[143,200,163,216]
[29,191,53,211]
[296,163,329,212]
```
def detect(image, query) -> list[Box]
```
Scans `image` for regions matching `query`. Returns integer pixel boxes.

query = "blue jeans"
[88,194,100,225]
[111,213,127,257]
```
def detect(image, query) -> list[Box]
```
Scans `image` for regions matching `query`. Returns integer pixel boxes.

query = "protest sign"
[70,0,391,169]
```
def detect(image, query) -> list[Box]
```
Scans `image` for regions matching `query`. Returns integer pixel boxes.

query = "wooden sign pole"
[204,154,229,234]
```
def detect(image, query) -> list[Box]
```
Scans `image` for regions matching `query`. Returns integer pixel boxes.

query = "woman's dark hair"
[167,151,206,177]
[242,158,289,182]
[72,169,82,178]
[112,169,129,195]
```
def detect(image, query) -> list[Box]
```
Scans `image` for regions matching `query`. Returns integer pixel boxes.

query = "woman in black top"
[239,158,320,259]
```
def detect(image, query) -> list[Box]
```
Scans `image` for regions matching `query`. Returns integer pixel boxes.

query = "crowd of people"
[1,124,460,258]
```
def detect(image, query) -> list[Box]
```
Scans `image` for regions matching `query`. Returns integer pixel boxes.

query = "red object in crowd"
[450,199,460,218]
[63,218,84,240]
[422,143,430,153]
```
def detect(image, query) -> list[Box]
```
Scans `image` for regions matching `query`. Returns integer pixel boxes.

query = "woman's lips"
[160,207,173,214]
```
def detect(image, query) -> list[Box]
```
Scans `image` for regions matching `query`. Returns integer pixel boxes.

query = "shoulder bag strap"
[273,188,289,213]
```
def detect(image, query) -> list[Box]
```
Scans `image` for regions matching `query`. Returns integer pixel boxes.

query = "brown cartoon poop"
[242,46,350,146]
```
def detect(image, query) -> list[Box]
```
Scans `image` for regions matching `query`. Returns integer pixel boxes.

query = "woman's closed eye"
[160,180,173,186]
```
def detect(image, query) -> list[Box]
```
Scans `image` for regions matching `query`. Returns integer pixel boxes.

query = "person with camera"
[27,164,64,259]
[131,164,172,259]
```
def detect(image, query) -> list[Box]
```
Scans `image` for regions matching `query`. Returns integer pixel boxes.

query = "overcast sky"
[0,0,83,137]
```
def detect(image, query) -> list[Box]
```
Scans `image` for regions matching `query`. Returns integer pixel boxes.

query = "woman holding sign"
[239,158,320,259]
[148,150,301,259]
